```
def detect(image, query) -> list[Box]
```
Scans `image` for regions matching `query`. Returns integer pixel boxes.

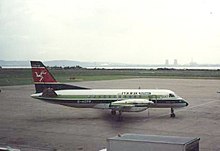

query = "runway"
[0,78,220,151]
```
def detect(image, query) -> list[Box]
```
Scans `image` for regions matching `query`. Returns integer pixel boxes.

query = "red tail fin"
[30,61,89,93]
[31,61,57,83]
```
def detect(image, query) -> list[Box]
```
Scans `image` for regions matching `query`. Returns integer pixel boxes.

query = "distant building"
[174,59,178,66]
[165,59,169,66]
[190,59,197,66]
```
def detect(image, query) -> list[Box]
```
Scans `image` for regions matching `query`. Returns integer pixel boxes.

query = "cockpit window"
[169,93,175,97]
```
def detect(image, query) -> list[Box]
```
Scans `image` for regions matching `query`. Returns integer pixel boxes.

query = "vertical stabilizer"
[31,61,57,83]
[30,61,89,93]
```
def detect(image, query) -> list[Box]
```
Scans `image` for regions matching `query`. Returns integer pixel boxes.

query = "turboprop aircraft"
[30,61,188,119]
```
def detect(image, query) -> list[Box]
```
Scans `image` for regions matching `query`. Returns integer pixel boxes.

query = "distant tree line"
[64,65,83,69]
[47,65,84,70]
[46,66,220,71]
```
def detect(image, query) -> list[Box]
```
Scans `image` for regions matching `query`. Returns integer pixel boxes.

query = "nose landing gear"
[170,108,175,118]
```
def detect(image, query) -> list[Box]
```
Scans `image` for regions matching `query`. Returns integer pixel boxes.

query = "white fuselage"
[31,89,188,112]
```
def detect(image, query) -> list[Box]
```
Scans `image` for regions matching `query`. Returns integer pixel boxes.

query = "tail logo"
[35,71,47,82]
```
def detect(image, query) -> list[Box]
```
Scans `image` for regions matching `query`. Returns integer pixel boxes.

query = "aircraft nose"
[178,97,188,106]
[184,100,189,106]
[179,97,188,106]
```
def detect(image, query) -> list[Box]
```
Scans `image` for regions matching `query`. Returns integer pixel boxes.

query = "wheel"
[117,111,123,121]
[170,113,175,118]
[170,108,175,118]
[111,110,116,115]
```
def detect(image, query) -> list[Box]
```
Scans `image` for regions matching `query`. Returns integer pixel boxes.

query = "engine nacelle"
[110,99,154,112]
[112,99,153,105]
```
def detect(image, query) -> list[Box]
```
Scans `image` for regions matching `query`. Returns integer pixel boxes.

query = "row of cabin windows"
[85,94,175,99]
[155,100,183,103]
[88,95,150,99]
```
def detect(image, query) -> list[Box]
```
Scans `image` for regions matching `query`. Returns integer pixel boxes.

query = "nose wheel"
[170,108,175,118]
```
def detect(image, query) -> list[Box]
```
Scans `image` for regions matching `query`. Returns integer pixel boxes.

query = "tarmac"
[0,78,220,151]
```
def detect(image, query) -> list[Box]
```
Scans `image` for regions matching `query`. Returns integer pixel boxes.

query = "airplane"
[30,61,188,120]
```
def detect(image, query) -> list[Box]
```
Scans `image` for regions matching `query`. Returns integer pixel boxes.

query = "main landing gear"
[118,111,123,120]
[111,110,123,121]
[170,108,175,118]
[111,110,116,115]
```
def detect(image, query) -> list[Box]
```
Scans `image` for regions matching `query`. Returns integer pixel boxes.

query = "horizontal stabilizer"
[34,83,89,93]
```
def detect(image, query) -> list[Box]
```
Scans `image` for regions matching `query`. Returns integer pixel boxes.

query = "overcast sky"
[0,0,220,64]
